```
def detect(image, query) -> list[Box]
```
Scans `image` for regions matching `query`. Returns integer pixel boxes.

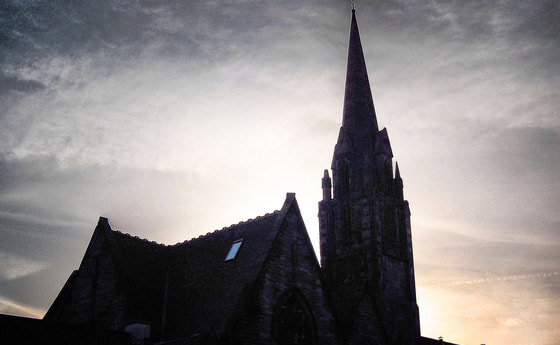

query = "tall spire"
[319,7,420,343]
[342,7,378,133]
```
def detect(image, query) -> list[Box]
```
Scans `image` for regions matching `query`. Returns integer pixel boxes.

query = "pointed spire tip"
[342,3,378,133]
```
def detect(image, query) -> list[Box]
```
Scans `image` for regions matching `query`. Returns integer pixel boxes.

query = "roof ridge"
[99,208,283,249]
[109,228,167,247]
[172,209,282,247]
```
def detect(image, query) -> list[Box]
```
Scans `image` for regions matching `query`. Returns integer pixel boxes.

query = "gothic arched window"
[271,289,317,345]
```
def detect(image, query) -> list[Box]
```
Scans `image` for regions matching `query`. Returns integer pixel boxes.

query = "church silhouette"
[2,8,459,345]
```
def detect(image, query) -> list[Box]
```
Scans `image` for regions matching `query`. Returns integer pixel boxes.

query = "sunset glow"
[1,1,558,345]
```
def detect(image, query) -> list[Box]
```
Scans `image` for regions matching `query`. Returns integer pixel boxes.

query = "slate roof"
[102,224,169,336]
[163,203,287,340]
[47,193,300,342]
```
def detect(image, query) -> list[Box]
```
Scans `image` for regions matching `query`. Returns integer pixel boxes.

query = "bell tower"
[319,7,420,345]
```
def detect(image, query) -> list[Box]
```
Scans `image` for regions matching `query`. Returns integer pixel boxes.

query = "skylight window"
[224,239,243,261]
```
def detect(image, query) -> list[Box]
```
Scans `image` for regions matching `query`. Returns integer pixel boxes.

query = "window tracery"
[272,289,316,345]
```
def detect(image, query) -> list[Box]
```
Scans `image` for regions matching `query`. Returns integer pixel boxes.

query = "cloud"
[415,226,560,287]
[435,272,559,287]
[0,296,44,318]
[0,251,49,281]
[482,127,560,175]
[0,0,346,173]
[0,1,558,344]
[418,271,560,345]
[0,75,45,93]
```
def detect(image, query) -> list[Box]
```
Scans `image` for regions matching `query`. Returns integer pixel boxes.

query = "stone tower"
[319,8,420,345]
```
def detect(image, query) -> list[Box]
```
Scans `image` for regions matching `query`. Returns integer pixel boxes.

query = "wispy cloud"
[0,251,49,281]
[418,269,560,345]
[432,272,559,288]
[0,296,45,318]
[0,2,558,345]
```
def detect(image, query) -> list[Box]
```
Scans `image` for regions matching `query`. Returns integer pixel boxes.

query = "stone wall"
[230,209,342,344]
[47,228,129,331]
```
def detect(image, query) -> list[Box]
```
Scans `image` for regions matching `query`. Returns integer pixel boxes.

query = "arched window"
[272,289,317,345]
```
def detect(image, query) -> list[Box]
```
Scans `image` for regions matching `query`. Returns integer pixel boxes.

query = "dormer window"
[225,239,243,261]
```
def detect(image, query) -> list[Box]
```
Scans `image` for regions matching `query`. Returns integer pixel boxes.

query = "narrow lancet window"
[224,239,243,261]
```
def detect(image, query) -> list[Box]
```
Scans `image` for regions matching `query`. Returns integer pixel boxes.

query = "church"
[2,8,458,345]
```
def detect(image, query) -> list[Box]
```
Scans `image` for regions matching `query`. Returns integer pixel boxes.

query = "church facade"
[3,8,457,345]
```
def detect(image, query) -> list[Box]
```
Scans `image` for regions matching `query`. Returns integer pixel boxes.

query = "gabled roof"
[44,217,170,336]
[102,220,169,334]
[47,193,305,342]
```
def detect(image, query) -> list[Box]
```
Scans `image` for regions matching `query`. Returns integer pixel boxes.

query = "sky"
[0,0,559,344]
